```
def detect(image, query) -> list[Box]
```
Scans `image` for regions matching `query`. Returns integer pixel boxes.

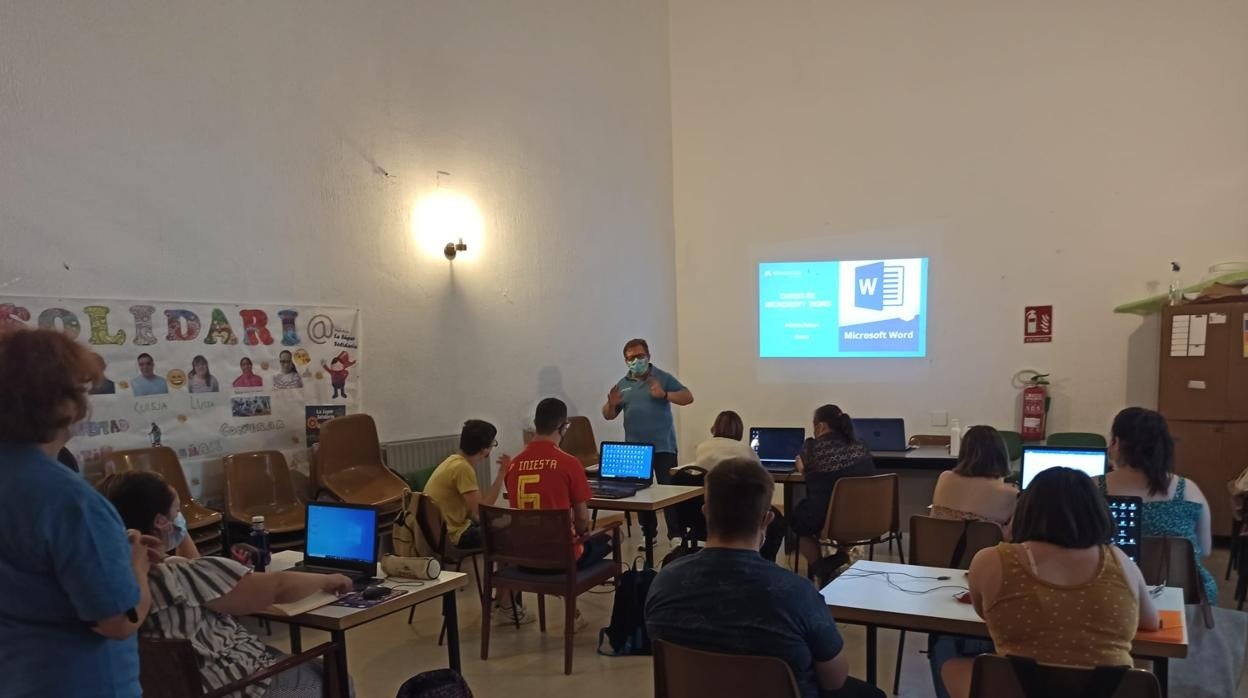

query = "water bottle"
[249,515,271,572]
[949,419,962,458]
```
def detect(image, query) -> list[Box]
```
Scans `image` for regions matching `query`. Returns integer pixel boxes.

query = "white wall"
[669,0,1248,455]
[0,0,676,493]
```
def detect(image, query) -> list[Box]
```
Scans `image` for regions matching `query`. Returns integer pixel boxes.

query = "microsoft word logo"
[854,262,904,310]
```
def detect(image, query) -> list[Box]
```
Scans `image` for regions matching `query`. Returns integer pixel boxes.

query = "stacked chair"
[313,414,409,542]
[100,447,224,555]
[222,450,307,552]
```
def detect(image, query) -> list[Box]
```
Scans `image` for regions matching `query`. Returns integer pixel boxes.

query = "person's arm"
[175,531,200,559]
[802,584,848,692]
[650,374,693,406]
[1112,547,1161,631]
[206,567,353,616]
[794,453,805,473]
[462,490,483,521]
[814,654,851,693]
[483,459,507,507]
[93,531,158,639]
[602,385,623,420]
[665,388,694,406]
[966,546,1002,619]
[1183,479,1214,557]
[572,502,591,535]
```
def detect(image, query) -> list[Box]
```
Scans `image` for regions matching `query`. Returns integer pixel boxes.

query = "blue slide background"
[759,259,927,358]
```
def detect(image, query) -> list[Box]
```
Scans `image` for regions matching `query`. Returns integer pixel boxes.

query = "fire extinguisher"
[1016,370,1050,442]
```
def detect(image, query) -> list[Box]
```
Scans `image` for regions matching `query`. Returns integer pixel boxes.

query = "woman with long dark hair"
[790,404,874,574]
[930,425,1018,526]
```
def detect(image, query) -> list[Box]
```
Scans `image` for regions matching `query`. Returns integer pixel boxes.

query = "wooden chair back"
[561,416,599,468]
[909,434,951,448]
[969,654,1160,698]
[909,515,1003,569]
[823,473,900,544]
[480,504,575,571]
[140,637,345,698]
[653,639,800,698]
[1141,535,1214,627]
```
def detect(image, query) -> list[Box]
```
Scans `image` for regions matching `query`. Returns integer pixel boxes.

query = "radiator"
[381,434,471,487]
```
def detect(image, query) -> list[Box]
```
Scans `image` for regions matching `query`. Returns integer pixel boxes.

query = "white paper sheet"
[1171,315,1190,357]
[1188,315,1208,357]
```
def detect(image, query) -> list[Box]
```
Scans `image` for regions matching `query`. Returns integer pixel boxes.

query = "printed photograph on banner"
[0,297,362,493]
[306,405,347,447]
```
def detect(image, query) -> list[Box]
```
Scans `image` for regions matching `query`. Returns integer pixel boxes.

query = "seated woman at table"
[930,425,1018,528]
[940,467,1160,698]
[1098,406,1217,603]
[790,404,875,578]
[691,410,758,471]
[101,470,354,698]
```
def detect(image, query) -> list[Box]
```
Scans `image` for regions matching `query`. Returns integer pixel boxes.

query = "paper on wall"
[1188,315,1208,357]
[1210,312,1228,325]
[1170,314,1209,357]
[1170,315,1189,357]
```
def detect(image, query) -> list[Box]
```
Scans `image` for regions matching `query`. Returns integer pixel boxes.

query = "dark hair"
[534,398,568,435]
[710,410,744,441]
[705,457,774,541]
[0,328,101,444]
[279,350,297,374]
[955,425,1010,478]
[459,419,498,455]
[190,355,212,383]
[137,352,154,363]
[1010,467,1111,548]
[813,404,855,443]
[622,338,649,357]
[99,470,175,535]
[1111,407,1175,496]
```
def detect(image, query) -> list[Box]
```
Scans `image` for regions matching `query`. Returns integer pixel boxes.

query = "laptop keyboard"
[589,482,640,499]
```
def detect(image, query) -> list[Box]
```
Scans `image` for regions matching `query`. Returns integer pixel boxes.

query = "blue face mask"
[628,357,649,375]
[166,511,188,551]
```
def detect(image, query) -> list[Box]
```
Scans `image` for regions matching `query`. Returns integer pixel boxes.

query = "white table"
[260,550,470,674]
[822,560,1189,694]
[588,484,702,568]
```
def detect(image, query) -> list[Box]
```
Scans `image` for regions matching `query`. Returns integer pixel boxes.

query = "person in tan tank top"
[941,467,1160,698]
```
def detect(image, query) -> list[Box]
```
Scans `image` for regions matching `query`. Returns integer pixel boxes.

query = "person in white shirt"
[691,411,759,471]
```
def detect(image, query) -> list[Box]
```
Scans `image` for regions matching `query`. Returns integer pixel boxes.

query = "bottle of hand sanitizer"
[949,419,962,458]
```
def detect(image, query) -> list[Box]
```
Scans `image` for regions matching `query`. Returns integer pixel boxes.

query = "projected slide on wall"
[759,258,928,358]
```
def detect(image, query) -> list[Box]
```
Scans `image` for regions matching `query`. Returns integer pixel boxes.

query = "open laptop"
[1106,495,1143,563]
[590,441,655,499]
[293,501,379,580]
[1019,445,1108,489]
[852,418,911,453]
[749,427,805,473]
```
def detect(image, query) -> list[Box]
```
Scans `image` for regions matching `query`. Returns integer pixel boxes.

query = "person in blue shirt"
[646,458,883,698]
[602,338,694,548]
[131,352,169,396]
[0,328,158,698]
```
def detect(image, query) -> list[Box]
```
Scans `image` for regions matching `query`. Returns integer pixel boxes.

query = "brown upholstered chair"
[139,637,346,698]
[561,416,599,469]
[479,505,622,674]
[908,434,952,448]
[314,414,408,512]
[1140,535,1214,628]
[222,450,306,548]
[653,639,800,698]
[100,447,224,553]
[968,654,1160,698]
[893,515,1004,692]
[819,473,905,563]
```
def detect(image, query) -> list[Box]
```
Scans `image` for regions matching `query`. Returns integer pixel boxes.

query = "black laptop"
[1106,495,1143,563]
[852,418,912,452]
[292,501,380,580]
[590,442,655,499]
[750,427,805,473]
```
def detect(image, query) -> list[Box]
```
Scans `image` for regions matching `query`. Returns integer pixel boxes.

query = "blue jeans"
[926,635,994,698]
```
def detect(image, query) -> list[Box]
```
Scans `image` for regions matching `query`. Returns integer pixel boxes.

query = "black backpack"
[597,558,656,656]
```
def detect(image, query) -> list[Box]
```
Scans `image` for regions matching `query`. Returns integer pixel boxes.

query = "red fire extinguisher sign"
[1024,306,1053,343]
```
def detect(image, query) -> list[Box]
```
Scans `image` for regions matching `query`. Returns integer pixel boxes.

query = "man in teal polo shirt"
[602,338,694,548]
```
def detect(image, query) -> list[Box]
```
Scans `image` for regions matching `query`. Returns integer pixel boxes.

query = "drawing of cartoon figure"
[320,351,356,399]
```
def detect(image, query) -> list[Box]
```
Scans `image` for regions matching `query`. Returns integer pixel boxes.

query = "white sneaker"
[493,604,536,626]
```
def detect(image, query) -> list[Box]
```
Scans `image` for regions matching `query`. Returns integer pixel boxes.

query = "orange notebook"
[1135,610,1184,644]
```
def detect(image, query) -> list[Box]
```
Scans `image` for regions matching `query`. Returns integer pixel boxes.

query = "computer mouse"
[361,586,390,601]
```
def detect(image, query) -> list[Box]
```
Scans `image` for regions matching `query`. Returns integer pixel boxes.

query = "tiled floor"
[246,532,1248,698]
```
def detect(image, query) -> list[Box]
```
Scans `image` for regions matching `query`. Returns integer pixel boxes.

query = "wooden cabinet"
[1159,302,1248,537]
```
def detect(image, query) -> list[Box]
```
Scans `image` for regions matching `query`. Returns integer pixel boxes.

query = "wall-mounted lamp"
[444,238,468,260]
[412,170,483,262]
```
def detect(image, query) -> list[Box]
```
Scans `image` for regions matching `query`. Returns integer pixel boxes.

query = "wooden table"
[588,484,703,568]
[258,550,471,676]
[822,560,1189,695]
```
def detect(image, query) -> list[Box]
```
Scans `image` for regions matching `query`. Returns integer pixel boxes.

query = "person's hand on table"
[321,574,354,595]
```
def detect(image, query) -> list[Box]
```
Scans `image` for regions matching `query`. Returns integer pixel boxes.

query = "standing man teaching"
[602,338,693,550]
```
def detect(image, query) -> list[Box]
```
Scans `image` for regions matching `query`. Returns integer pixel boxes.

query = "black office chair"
[670,466,708,545]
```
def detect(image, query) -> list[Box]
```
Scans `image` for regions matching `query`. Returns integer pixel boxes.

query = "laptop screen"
[852,418,907,451]
[1020,446,1107,489]
[1106,495,1143,563]
[305,502,378,564]
[599,442,654,481]
[750,427,806,463]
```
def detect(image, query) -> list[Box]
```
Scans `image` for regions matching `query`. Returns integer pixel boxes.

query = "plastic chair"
[1140,535,1214,628]
[222,451,306,548]
[894,516,1004,693]
[908,434,951,448]
[139,638,346,698]
[100,447,223,553]
[314,414,408,512]
[1045,432,1107,448]
[561,416,599,469]
[999,430,1024,461]
[653,639,800,698]
[820,473,905,563]
[968,654,1160,698]
[479,505,622,674]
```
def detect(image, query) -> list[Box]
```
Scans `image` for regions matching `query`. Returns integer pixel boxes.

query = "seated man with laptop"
[101,470,354,697]
[646,458,884,698]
